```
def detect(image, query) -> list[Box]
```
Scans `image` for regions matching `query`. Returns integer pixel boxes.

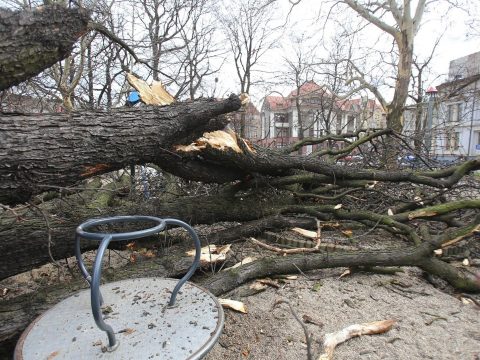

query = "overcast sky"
[216,0,480,108]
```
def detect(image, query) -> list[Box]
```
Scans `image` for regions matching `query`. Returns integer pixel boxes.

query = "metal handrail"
[75,216,201,351]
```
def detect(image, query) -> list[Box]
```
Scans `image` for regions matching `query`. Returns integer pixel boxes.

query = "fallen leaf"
[142,249,156,258]
[341,230,353,238]
[101,305,113,314]
[126,242,136,250]
[312,282,323,292]
[129,253,137,263]
[219,299,247,313]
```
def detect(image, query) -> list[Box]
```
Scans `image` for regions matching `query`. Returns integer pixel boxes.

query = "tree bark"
[0,192,294,280]
[0,5,90,91]
[0,95,241,205]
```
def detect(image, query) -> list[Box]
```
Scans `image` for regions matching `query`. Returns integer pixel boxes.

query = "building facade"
[259,81,385,152]
[404,51,480,160]
[229,102,261,139]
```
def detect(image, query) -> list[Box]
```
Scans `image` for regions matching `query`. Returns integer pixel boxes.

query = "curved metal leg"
[75,233,104,305]
[164,219,201,306]
[91,235,118,351]
[75,233,91,283]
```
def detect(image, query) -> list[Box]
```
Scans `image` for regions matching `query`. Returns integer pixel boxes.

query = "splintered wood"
[185,244,231,265]
[126,73,175,105]
[219,299,247,313]
[175,130,255,154]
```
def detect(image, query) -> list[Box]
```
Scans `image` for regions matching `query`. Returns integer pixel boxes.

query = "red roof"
[264,96,290,111]
[264,81,384,113]
[336,98,382,112]
[288,81,324,98]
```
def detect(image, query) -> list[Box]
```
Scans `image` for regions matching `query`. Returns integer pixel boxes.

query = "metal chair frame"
[74,216,201,352]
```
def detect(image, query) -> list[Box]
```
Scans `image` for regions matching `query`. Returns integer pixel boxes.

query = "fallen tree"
[1,3,480,357]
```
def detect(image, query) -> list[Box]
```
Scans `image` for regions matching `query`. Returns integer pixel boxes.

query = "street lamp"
[425,86,438,155]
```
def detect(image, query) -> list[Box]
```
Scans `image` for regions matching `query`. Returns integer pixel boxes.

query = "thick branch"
[0,95,241,205]
[0,5,90,90]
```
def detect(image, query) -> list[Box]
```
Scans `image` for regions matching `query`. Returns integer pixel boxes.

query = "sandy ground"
[205,268,480,360]
[2,243,479,360]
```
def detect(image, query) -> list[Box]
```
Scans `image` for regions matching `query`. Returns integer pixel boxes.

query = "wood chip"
[219,299,247,313]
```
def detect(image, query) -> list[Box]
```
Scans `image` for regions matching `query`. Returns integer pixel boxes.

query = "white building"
[407,51,480,160]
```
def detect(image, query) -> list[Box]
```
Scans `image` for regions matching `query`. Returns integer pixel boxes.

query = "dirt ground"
[2,239,480,360]
[204,267,480,360]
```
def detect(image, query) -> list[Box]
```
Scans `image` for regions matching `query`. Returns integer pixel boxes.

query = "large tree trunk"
[0,191,295,280]
[0,5,90,91]
[0,95,241,205]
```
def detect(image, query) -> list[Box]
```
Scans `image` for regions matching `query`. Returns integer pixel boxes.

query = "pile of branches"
[1,4,479,355]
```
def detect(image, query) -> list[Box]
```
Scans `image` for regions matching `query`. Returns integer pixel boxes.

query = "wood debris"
[222,256,256,271]
[219,299,247,313]
[291,227,317,239]
[318,319,396,360]
[175,130,254,154]
[186,244,231,265]
[126,73,174,105]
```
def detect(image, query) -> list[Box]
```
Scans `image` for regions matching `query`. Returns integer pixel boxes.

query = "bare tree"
[282,34,315,142]
[218,0,278,136]
[330,0,428,131]
[137,0,199,82]
[171,1,224,99]
[407,37,442,152]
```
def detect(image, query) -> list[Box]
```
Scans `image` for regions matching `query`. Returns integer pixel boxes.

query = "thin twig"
[28,202,63,269]
[274,299,315,360]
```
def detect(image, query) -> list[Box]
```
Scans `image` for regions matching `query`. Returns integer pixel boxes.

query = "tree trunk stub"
[0,5,90,91]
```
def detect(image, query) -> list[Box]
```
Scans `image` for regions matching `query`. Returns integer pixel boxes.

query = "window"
[447,103,462,123]
[347,115,355,132]
[446,132,460,150]
[275,127,290,138]
[336,113,342,134]
[274,113,288,123]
